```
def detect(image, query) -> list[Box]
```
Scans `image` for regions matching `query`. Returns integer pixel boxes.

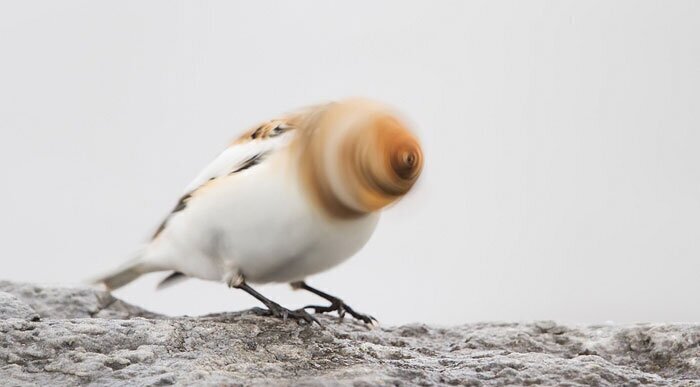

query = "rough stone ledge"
[0,280,698,386]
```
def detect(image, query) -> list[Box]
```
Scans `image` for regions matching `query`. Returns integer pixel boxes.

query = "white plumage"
[149,144,380,285]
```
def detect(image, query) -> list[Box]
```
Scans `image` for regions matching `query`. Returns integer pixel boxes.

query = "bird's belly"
[162,159,379,284]
[244,211,380,284]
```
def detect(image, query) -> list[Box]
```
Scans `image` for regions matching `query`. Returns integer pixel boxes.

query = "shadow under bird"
[95,98,424,326]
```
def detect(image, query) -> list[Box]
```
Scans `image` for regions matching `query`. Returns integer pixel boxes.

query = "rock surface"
[0,281,698,386]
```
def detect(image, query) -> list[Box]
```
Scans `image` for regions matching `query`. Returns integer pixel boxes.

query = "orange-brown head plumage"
[293,98,423,218]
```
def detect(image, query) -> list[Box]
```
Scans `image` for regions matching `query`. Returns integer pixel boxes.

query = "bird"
[94,98,423,325]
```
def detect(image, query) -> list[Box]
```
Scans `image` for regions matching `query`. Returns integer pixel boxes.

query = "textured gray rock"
[0,292,39,322]
[0,281,698,386]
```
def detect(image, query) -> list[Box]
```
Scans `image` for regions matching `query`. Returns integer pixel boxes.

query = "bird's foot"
[304,300,377,325]
[233,278,322,327]
[251,303,322,327]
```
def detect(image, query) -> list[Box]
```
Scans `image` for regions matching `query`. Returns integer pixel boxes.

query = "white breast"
[144,151,380,284]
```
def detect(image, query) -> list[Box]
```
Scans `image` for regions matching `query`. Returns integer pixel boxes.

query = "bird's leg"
[291,281,377,325]
[229,275,321,326]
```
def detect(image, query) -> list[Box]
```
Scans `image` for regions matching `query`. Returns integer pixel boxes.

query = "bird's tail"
[91,248,160,291]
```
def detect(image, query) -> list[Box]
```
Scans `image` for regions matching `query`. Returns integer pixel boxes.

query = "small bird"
[95,98,423,325]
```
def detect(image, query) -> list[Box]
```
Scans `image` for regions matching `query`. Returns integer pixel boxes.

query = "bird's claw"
[251,304,323,327]
[304,300,377,325]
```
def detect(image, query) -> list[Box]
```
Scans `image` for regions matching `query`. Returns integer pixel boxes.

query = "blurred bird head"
[297,98,423,218]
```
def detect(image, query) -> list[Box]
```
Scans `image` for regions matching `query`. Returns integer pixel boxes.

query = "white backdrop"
[1,1,699,325]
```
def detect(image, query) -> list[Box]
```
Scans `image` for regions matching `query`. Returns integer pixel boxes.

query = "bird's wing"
[151,119,296,240]
[183,120,295,192]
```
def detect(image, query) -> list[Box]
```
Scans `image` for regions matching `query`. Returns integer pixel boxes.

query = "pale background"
[1,1,699,326]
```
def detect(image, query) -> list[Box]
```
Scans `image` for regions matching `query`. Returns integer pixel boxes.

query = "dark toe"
[291,308,324,327]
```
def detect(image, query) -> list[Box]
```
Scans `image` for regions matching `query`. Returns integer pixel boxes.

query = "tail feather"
[92,249,159,291]
[98,264,146,290]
